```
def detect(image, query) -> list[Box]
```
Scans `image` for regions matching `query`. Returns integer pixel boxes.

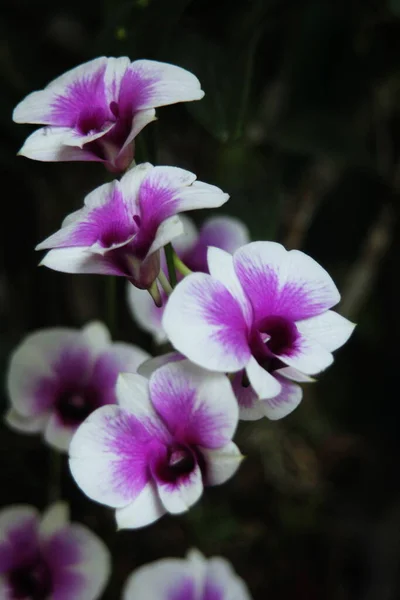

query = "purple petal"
[44,523,110,600]
[149,361,239,449]
[234,241,341,322]
[261,376,303,420]
[13,57,108,126]
[183,216,250,273]
[69,404,167,508]
[163,272,251,373]
[0,507,40,572]
[202,555,252,600]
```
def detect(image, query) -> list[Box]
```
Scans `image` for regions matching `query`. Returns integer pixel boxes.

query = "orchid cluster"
[6,54,355,597]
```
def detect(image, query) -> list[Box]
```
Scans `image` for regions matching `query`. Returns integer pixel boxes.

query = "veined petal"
[69,405,165,508]
[118,59,204,115]
[234,241,341,322]
[116,484,166,530]
[231,373,267,421]
[296,310,355,352]
[149,361,239,449]
[103,56,130,105]
[13,57,108,125]
[245,356,282,399]
[261,376,303,420]
[201,442,243,485]
[154,461,203,514]
[126,282,167,344]
[207,247,253,326]
[115,373,156,417]
[163,272,251,373]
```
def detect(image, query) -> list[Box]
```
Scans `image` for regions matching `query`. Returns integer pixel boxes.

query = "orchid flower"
[5,321,149,451]
[36,164,228,290]
[123,548,252,600]
[69,361,242,529]
[0,502,109,600]
[163,242,355,413]
[13,57,204,172]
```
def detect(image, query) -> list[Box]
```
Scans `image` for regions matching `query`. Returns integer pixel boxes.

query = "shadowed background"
[1,0,400,598]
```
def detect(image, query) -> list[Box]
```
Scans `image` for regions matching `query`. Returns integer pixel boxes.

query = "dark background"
[1,0,400,598]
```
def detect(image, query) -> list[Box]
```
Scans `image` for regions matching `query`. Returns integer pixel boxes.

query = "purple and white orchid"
[5,321,149,451]
[69,360,242,529]
[36,163,229,290]
[163,242,355,417]
[127,214,249,343]
[13,57,204,172]
[0,502,110,600]
[122,548,252,600]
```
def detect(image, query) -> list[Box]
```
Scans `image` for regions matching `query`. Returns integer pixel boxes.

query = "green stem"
[174,254,192,277]
[158,270,173,296]
[164,243,177,288]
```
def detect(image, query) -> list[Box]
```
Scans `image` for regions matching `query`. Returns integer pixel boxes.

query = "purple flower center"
[76,106,110,136]
[249,315,299,372]
[156,445,196,483]
[259,315,299,356]
[56,385,98,426]
[8,559,52,600]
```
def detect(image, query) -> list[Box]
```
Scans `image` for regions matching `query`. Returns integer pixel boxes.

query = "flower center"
[156,445,196,483]
[8,559,52,600]
[56,386,98,426]
[77,106,109,136]
[258,315,299,356]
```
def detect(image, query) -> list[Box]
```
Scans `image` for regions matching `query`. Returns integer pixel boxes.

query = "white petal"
[146,215,184,257]
[118,162,154,208]
[39,247,119,275]
[137,353,184,379]
[172,214,199,255]
[5,408,49,433]
[17,126,109,162]
[279,337,334,375]
[201,442,243,485]
[155,462,203,514]
[163,272,251,373]
[122,557,192,600]
[245,357,282,399]
[39,502,69,538]
[44,413,74,452]
[116,484,165,530]
[115,372,155,415]
[82,321,111,353]
[207,246,252,325]
[174,180,230,213]
[296,310,355,352]
[65,523,111,600]
[7,328,80,417]
[120,109,157,154]
[126,59,204,110]
[205,556,252,600]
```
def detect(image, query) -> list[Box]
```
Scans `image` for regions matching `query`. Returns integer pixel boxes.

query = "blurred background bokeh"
[1,0,400,598]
